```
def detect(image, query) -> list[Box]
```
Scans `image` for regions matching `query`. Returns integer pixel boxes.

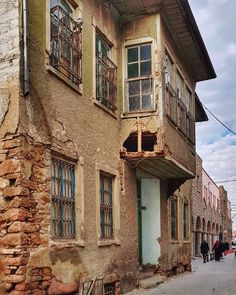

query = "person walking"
[213,240,224,261]
[200,240,209,263]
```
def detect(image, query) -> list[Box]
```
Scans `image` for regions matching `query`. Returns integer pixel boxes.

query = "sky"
[188,0,236,229]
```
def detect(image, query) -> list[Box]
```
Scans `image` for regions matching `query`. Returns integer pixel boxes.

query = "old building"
[0,0,215,294]
[192,155,223,256]
[219,186,232,245]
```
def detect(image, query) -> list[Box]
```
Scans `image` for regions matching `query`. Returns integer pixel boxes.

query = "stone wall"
[0,134,51,294]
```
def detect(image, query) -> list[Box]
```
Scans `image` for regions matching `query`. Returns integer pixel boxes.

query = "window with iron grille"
[50,0,82,85]
[96,35,117,112]
[170,197,178,240]
[183,203,188,240]
[100,173,113,240]
[51,157,76,239]
[104,283,115,295]
[125,43,154,112]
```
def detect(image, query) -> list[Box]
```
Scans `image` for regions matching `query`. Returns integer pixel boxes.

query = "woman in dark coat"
[200,240,209,263]
[213,240,224,261]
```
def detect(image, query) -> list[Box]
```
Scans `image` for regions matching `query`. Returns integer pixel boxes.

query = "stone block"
[15,282,31,291]
[48,278,78,295]
[41,267,52,276]
[0,177,10,189]
[3,256,28,267]
[15,266,27,275]
[0,233,28,247]
[0,153,7,162]
[0,159,21,177]
[5,274,26,283]
[32,290,46,295]
[3,186,30,198]
[139,275,165,289]
[0,208,30,222]
[8,222,38,233]
[10,197,36,209]
[3,139,21,149]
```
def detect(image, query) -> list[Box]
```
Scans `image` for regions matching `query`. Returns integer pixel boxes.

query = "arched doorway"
[195,215,201,256]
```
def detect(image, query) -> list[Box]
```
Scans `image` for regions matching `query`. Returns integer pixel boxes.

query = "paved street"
[126,253,236,295]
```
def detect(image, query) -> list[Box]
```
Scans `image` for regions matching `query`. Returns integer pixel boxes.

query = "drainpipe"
[23,0,29,95]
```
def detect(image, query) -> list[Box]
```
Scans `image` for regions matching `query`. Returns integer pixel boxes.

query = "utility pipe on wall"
[23,0,29,95]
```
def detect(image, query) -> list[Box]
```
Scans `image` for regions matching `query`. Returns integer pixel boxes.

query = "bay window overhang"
[109,0,216,82]
[121,151,194,180]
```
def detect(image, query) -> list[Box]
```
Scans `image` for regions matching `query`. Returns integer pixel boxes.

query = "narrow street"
[127,253,236,295]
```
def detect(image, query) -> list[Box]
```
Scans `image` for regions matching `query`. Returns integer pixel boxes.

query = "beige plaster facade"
[0,0,216,294]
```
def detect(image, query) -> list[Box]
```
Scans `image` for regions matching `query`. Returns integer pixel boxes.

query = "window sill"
[92,98,118,119]
[49,239,86,248]
[46,65,83,96]
[170,240,179,244]
[183,240,190,244]
[97,239,121,247]
[121,109,157,119]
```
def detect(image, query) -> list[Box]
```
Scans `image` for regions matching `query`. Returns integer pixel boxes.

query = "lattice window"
[125,43,154,112]
[100,173,113,240]
[50,1,82,85]
[51,157,76,239]
[96,35,117,112]
[170,197,178,240]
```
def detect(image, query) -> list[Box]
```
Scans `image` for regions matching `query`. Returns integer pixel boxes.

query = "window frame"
[170,196,178,241]
[95,33,117,112]
[100,172,114,240]
[48,0,83,87]
[95,163,120,246]
[124,40,155,114]
[183,202,189,241]
[51,156,76,240]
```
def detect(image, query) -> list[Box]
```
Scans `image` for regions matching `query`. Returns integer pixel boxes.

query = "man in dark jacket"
[200,240,209,263]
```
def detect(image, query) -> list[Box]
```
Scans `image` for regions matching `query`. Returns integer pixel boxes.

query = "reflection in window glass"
[128,47,138,63]
[140,45,151,60]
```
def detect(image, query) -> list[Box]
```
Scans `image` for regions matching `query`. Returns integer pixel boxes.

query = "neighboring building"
[0,0,215,294]
[192,155,222,256]
[219,186,233,245]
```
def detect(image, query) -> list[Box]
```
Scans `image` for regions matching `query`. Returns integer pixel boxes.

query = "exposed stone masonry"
[0,134,51,294]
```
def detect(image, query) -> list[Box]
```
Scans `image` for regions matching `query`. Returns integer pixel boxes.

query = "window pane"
[128,47,138,63]
[140,61,151,76]
[129,96,140,111]
[142,95,152,110]
[128,63,139,78]
[141,79,151,94]
[140,44,151,60]
[129,80,140,96]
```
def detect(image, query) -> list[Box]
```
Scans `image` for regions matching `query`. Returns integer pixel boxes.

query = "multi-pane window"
[176,72,186,134]
[51,157,75,239]
[165,53,174,86]
[100,173,113,239]
[96,35,117,112]
[126,43,153,112]
[186,87,194,142]
[50,0,82,85]
[170,197,178,240]
[183,203,188,240]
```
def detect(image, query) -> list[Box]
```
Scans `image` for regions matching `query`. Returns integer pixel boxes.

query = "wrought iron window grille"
[51,157,76,239]
[100,173,113,240]
[50,5,82,85]
[96,52,117,112]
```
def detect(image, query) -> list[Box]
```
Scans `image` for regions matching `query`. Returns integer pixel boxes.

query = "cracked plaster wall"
[0,0,21,138]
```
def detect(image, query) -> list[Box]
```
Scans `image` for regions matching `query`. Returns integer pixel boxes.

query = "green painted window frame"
[51,157,76,239]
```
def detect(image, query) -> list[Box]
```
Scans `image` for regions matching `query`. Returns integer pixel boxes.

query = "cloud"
[189,0,236,228]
